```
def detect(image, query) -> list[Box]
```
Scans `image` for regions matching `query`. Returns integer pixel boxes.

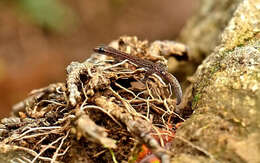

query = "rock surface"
[171,0,260,162]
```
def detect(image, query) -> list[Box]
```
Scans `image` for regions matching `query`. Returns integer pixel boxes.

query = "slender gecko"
[93,46,182,105]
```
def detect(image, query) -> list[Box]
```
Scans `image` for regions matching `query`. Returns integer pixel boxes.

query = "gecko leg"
[141,69,154,83]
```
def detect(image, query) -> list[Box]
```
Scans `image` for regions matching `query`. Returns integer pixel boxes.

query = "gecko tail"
[174,81,182,105]
[175,86,182,105]
[166,73,182,105]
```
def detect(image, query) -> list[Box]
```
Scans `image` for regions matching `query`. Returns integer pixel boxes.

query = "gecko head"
[93,45,106,54]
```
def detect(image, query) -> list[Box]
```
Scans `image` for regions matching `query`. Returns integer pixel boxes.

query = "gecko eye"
[93,46,105,54]
[98,47,105,52]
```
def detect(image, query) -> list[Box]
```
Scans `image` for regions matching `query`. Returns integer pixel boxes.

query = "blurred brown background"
[0,0,198,118]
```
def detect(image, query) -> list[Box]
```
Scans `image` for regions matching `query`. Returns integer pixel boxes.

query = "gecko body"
[93,46,182,105]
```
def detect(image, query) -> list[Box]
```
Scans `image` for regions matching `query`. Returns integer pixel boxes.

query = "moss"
[192,93,201,108]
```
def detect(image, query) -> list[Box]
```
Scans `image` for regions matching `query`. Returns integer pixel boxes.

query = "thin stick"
[13,126,61,141]
[31,136,64,163]
[51,130,70,163]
